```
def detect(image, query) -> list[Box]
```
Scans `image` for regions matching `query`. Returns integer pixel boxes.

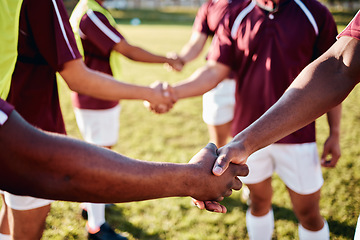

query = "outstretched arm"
[213,36,360,176]
[0,109,248,204]
[59,59,175,108]
[178,31,208,64]
[114,39,184,71]
[145,60,230,113]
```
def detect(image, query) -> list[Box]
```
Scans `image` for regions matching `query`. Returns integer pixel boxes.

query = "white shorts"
[238,143,324,195]
[202,79,236,126]
[3,192,53,210]
[74,105,121,147]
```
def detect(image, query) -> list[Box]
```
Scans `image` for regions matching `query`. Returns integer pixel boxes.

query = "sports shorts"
[202,79,236,126]
[74,104,121,147]
[3,192,53,210]
[238,143,323,195]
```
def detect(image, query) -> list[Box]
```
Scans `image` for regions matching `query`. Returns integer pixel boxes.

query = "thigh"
[273,143,324,195]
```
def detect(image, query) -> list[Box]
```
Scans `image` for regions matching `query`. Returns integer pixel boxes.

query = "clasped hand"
[189,143,249,213]
[144,81,177,114]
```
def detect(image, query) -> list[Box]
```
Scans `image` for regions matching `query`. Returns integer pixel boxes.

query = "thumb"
[212,146,247,176]
[212,153,230,176]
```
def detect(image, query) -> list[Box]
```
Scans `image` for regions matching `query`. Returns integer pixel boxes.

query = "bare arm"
[0,109,248,203]
[213,36,360,175]
[113,39,183,70]
[172,60,231,99]
[59,58,174,107]
[178,31,208,64]
[321,104,341,167]
[145,60,230,113]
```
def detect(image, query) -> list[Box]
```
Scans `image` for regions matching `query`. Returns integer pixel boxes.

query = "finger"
[192,199,205,210]
[143,101,150,109]
[321,148,329,163]
[234,164,249,177]
[321,157,338,168]
[162,83,170,98]
[204,142,218,153]
[223,189,233,198]
[231,177,243,191]
[212,153,231,176]
[203,201,227,213]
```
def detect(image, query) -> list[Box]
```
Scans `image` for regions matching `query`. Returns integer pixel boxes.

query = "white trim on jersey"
[51,0,77,59]
[231,0,319,39]
[86,9,121,43]
[0,111,8,125]
[79,28,86,39]
[231,0,256,39]
[294,0,319,36]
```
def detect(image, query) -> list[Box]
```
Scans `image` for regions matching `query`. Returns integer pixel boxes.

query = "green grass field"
[5,8,360,240]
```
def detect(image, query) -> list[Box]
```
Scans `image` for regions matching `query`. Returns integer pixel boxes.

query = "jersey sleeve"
[192,1,211,35]
[25,0,82,72]
[338,10,360,41]
[207,13,236,69]
[0,98,14,127]
[79,10,124,56]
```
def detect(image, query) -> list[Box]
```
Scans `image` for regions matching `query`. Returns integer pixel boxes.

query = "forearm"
[179,32,208,63]
[326,104,342,137]
[60,59,156,102]
[124,46,170,64]
[173,62,230,99]
[0,111,193,202]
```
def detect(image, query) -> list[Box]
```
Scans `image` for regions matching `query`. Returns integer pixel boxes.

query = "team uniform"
[337,10,360,240]
[71,0,124,147]
[0,99,14,128]
[338,10,360,40]
[209,0,337,189]
[0,99,13,200]
[193,0,237,126]
[70,1,129,238]
[208,0,337,237]
[4,0,82,210]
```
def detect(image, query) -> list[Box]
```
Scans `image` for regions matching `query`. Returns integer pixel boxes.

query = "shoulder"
[225,0,256,28]
[299,0,333,20]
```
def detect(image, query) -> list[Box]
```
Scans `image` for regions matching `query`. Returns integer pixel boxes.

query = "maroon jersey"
[193,0,235,36]
[71,10,124,110]
[6,0,82,134]
[208,0,338,143]
[0,98,14,127]
[338,10,360,40]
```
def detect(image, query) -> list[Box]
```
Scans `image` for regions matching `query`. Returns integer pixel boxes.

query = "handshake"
[144,81,178,114]
[143,52,187,113]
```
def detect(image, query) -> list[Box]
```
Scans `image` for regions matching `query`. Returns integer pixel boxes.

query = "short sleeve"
[79,10,124,55]
[192,1,211,35]
[25,0,82,71]
[207,14,236,69]
[338,11,360,41]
